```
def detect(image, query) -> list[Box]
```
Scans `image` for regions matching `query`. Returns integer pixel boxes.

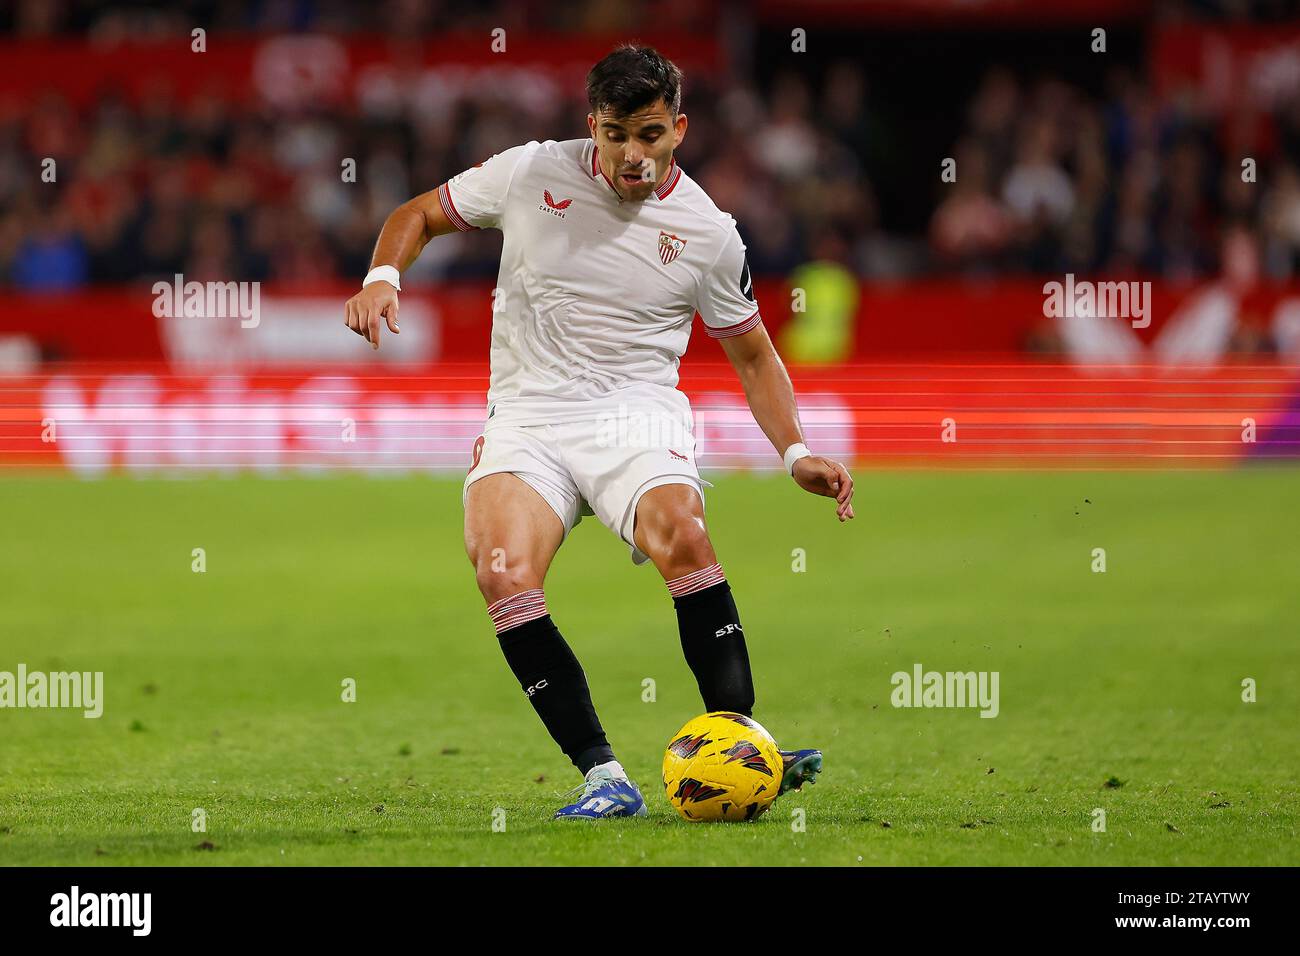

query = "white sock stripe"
[667,564,720,593]
[488,589,548,632]
[490,603,541,620]
[486,588,544,615]
[669,563,722,589]
[493,609,547,632]
[671,564,717,586]
[492,607,548,632]
[490,598,546,624]
[666,563,725,597]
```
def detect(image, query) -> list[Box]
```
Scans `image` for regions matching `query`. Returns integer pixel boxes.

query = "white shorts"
[462,406,709,565]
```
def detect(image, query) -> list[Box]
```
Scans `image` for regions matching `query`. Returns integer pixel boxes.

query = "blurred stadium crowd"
[4,0,1300,291]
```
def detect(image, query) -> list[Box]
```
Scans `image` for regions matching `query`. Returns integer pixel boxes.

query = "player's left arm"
[719,324,855,522]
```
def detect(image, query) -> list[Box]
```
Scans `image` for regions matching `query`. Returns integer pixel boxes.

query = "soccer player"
[344,45,855,819]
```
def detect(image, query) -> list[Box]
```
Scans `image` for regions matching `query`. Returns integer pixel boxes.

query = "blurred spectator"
[930,139,1013,272]
[779,230,859,364]
[11,202,88,289]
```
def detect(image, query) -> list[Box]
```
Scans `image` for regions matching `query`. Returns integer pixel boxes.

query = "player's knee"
[643,512,714,574]
[474,560,542,605]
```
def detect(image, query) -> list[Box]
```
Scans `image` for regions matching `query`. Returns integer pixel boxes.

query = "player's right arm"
[344,143,535,350]
[343,189,457,350]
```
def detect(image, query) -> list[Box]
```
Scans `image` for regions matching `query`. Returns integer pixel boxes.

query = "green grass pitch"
[1,470,1296,866]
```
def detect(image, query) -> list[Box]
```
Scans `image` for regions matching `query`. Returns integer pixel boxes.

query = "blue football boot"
[553,762,649,820]
[779,748,823,796]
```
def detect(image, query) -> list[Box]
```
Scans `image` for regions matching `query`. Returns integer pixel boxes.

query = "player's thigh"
[464,473,565,598]
[558,405,709,567]
[632,481,717,575]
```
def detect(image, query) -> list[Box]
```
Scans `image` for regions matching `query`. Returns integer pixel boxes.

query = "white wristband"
[363,265,401,291]
[783,442,812,474]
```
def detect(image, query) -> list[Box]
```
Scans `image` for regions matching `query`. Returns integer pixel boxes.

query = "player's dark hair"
[586,44,683,117]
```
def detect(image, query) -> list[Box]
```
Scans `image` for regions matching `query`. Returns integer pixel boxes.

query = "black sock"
[496,614,614,774]
[674,580,755,716]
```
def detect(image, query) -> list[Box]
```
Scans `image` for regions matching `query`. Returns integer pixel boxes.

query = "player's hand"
[792,456,855,522]
[344,281,400,350]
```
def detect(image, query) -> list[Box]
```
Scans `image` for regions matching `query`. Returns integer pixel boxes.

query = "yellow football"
[662,711,783,822]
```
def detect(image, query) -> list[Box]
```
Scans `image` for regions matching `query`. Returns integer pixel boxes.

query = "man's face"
[588,99,687,203]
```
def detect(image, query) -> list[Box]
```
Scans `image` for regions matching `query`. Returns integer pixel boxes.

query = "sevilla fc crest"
[658,231,687,265]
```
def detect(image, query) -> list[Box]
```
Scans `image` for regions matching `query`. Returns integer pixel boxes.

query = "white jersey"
[436,139,762,426]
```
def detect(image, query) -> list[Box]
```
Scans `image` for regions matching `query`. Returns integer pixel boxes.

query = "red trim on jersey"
[707,309,762,338]
[655,161,682,200]
[588,143,681,201]
[589,144,621,199]
[437,182,477,232]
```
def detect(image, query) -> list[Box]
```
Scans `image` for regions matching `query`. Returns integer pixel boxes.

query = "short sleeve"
[698,223,762,338]
[436,142,534,231]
